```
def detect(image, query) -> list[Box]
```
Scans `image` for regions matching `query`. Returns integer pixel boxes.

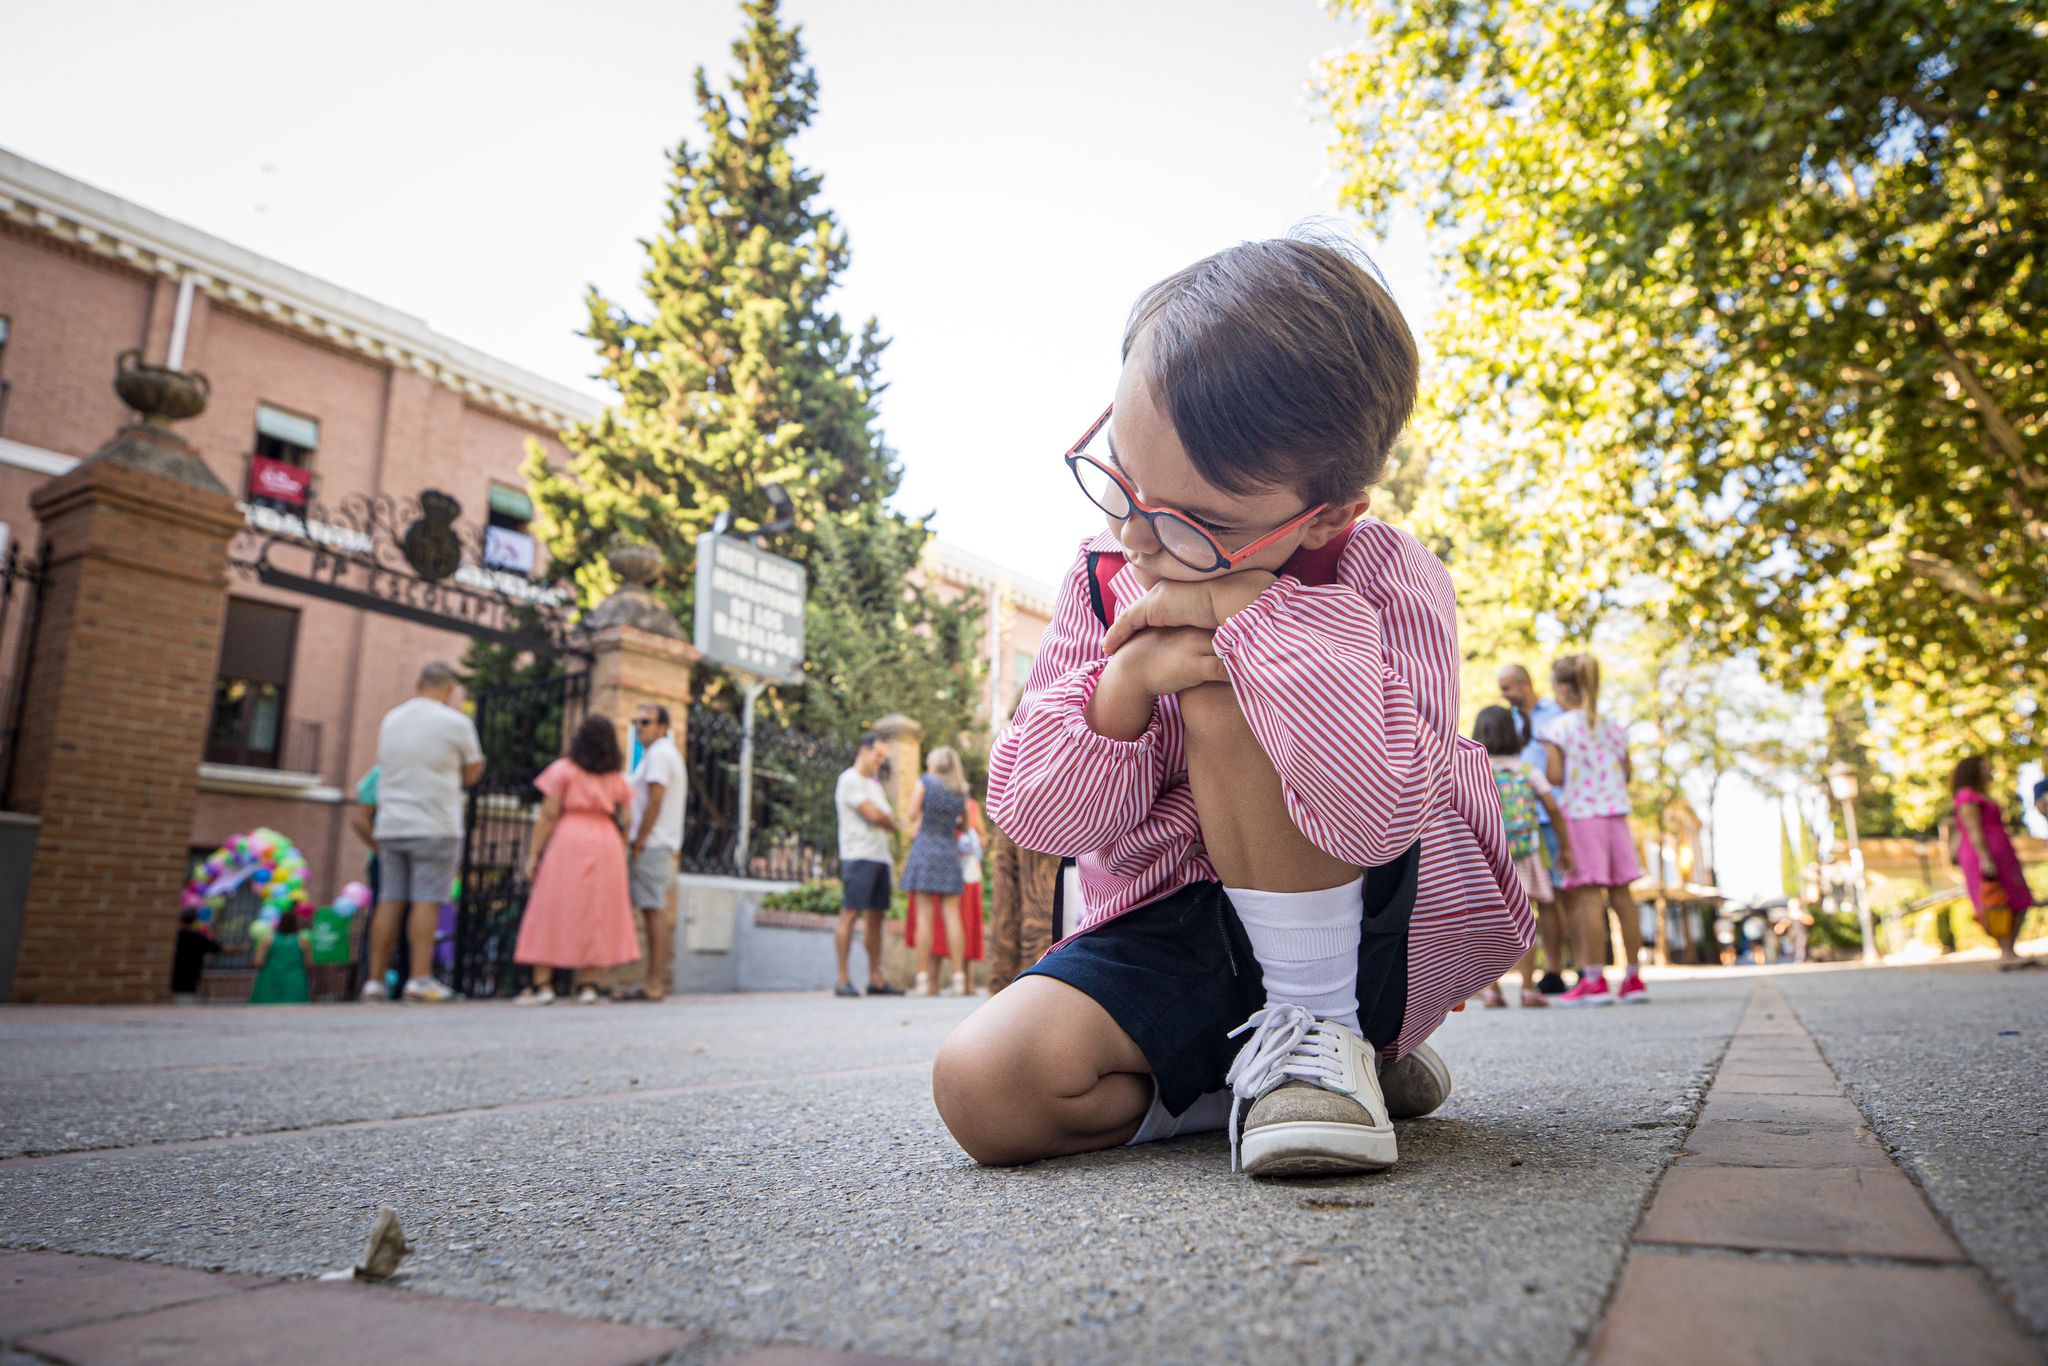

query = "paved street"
[1,964,2042,1363]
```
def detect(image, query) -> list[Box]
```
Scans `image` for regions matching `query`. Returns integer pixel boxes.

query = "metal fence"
[453,668,590,998]
[682,703,854,881]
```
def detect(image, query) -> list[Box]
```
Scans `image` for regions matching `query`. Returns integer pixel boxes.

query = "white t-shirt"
[630,733,687,851]
[836,767,893,863]
[373,697,484,840]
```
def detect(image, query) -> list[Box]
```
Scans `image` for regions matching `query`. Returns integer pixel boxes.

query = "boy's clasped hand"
[1098,569,1277,696]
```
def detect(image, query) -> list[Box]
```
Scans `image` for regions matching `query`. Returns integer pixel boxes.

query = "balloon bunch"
[180,827,312,928]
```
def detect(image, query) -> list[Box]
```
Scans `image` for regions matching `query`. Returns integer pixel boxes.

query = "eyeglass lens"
[1071,456,1222,570]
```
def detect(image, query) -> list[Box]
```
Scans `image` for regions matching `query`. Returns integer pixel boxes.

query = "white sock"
[1127,1086,1232,1145]
[1227,879,1365,1035]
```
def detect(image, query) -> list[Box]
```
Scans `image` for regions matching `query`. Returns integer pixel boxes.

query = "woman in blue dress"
[904,746,971,996]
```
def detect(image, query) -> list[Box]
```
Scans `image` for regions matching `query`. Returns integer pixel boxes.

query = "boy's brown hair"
[1121,233,1418,505]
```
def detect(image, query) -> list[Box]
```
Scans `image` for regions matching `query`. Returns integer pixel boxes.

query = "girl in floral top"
[1539,654,1647,1006]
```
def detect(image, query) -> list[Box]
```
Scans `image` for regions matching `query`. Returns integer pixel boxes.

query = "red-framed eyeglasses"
[1064,405,1326,574]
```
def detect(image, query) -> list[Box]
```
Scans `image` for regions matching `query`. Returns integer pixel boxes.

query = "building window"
[208,598,299,768]
[482,484,537,576]
[248,403,317,508]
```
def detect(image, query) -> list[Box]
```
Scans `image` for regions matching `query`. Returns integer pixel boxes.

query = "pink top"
[1539,710,1631,820]
[988,522,1527,1056]
[1953,787,2036,914]
[535,759,632,820]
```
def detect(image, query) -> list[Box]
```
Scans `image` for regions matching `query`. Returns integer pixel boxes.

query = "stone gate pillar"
[581,539,700,752]
[8,354,241,1003]
[870,713,924,840]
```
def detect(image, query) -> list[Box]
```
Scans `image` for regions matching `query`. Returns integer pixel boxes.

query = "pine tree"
[523,0,980,739]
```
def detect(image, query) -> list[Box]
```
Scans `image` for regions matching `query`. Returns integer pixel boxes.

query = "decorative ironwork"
[0,540,48,806]
[227,489,582,651]
[683,702,853,881]
[452,668,590,999]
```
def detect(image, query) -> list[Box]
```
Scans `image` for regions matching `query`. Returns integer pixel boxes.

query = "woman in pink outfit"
[1949,754,2038,970]
[515,715,640,1002]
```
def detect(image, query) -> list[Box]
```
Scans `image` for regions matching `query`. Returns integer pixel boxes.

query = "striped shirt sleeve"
[986,545,1172,858]
[1208,524,1461,868]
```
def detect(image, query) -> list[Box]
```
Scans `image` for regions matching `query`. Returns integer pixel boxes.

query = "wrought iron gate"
[453,668,589,997]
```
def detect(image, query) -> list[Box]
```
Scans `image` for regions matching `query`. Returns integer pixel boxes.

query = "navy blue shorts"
[1021,842,1419,1116]
[841,859,892,912]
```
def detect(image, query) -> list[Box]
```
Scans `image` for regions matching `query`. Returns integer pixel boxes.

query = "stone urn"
[583,534,682,637]
[115,348,210,425]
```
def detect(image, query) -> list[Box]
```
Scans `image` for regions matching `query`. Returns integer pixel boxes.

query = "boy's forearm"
[1087,653,1157,742]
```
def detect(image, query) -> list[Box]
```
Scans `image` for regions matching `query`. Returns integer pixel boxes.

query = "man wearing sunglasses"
[626,705,686,1001]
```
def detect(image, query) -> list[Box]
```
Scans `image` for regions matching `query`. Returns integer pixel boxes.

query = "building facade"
[0,148,1064,931]
[0,148,590,904]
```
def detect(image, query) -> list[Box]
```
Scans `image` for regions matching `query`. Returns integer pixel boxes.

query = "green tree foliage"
[522,0,981,741]
[1321,0,2046,810]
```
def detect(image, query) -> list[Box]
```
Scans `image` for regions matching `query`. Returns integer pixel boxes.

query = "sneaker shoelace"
[1222,1003,1348,1171]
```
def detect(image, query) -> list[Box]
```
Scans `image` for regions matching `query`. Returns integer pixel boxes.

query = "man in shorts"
[627,704,686,1000]
[834,731,902,997]
[366,663,483,1002]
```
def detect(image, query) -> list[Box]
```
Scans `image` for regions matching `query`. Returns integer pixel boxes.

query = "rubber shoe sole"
[1240,1120,1398,1177]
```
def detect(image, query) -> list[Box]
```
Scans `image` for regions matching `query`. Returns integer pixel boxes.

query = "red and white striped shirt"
[987,521,1530,1057]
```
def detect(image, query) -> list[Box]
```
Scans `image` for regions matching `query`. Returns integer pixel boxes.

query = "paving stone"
[1680,1113,1891,1170]
[725,1350,930,1365]
[0,1251,264,1339]
[1637,1165,1963,1261]
[1710,1070,1842,1097]
[1696,1091,1870,1130]
[19,1281,696,1366]
[1587,1249,2038,1366]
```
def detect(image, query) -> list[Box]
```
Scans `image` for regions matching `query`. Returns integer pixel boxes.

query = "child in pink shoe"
[1539,654,1648,1006]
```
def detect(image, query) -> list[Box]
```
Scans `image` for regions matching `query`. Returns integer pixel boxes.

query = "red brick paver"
[1587,981,2037,1365]
[0,1251,265,1339]
[3,1256,694,1366]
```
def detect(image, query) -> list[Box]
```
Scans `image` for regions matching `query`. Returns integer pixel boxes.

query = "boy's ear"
[1298,496,1371,549]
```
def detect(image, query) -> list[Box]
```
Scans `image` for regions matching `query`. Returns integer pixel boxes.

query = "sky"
[7,0,1797,902]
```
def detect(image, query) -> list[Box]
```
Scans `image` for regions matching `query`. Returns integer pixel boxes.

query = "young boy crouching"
[932,235,1529,1177]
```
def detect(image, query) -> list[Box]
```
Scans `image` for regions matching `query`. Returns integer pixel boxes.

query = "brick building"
[0,148,1063,968]
[0,148,589,908]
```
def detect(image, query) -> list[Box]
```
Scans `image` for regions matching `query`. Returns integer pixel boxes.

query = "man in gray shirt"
[364,662,483,1002]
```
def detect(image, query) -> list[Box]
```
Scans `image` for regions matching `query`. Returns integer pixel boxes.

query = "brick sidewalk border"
[1585,982,2040,1366]
[2,1248,926,1365]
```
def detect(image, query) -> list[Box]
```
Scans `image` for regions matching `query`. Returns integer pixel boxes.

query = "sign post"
[693,534,807,872]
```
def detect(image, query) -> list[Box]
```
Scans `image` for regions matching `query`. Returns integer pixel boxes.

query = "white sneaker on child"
[401,977,455,1003]
[1225,1003,1396,1176]
[1379,1040,1453,1120]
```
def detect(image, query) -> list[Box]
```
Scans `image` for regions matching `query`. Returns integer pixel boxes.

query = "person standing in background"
[365,664,483,1003]
[1542,653,1648,1007]
[1950,754,2038,970]
[833,732,902,998]
[626,705,686,1001]
[1501,663,1572,994]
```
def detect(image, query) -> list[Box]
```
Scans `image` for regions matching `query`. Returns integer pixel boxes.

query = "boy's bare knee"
[933,1024,1044,1166]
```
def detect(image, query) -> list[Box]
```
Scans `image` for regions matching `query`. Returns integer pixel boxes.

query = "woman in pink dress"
[1949,754,2038,970]
[514,715,640,1003]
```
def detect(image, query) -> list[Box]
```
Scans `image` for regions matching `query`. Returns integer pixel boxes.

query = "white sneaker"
[515,986,555,1006]
[359,980,387,1003]
[1225,1004,1396,1176]
[1380,1040,1453,1119]
[401,977,455,1003]
[576,986,600,1005]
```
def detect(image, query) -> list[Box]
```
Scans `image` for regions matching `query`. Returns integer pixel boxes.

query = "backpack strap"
[1085,550,1118,629]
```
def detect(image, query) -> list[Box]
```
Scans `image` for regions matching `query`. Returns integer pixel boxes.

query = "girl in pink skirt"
[1540,654,1647,1006]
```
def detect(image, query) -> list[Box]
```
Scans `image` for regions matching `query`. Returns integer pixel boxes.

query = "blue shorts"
[1021,843,1419,1116]
[1539,821,1560,876]
[841,860,892,912]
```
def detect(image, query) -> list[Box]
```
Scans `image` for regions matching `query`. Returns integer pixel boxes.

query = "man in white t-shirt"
[366,663,484,1003]
[834,730,902,997]
[628,704,687,1001]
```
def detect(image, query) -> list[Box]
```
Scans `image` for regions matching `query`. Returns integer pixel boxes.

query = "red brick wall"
[11,460,241,1003]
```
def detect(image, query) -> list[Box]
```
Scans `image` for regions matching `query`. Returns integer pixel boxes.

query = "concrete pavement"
[1,965,2041,1363]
